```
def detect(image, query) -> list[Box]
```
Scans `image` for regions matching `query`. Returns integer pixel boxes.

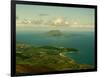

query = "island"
[46,30,63,37]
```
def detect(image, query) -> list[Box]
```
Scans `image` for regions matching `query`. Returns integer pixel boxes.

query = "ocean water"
[16,30,95,65]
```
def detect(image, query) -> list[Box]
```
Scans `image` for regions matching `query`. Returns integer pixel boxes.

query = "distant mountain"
[46,30,63,37]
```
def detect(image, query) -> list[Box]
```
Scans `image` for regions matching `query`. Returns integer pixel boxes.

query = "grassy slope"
[16,43,94,74]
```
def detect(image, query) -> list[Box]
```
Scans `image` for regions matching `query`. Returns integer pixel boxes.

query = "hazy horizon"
[16,4,95,31]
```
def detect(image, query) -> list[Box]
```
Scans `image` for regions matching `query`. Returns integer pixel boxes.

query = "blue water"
[16,30,95,65]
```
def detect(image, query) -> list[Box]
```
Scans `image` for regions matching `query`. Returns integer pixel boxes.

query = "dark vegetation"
[46,30,63,36]
[16,43,94,74]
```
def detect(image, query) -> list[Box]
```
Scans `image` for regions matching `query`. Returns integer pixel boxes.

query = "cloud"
[31,19,44,24]
[16,17,71,28]
[46,17,70,27]
[39,14,48,16]
[16,17,93,29]
[16,19,44,25]
[16,16,19,20]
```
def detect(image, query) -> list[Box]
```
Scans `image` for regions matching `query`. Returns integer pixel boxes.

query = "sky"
[16,4,95,31]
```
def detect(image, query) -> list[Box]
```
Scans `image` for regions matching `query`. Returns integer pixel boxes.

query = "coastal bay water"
[16,30,95,65]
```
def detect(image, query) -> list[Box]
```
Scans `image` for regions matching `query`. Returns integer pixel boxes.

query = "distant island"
[46,30,63,37]
[16,43,94,74]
